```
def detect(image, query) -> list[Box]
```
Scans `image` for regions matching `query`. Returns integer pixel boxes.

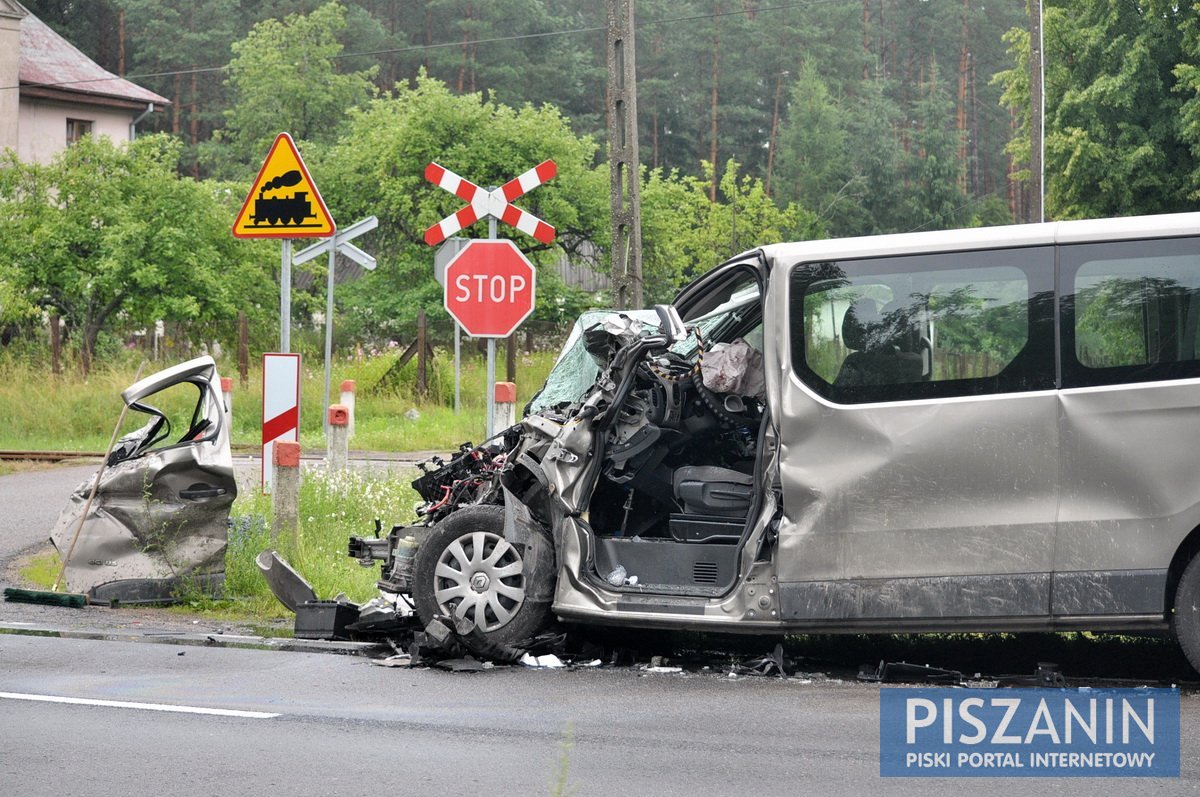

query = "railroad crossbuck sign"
[443,240,536,338]
[424,160,557,246]
[232,133,335,239]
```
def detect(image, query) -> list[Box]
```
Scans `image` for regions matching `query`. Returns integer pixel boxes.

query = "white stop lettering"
[455,273,527,303]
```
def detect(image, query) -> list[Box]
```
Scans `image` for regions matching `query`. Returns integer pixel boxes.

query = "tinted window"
[789,247,1055,404]
[1061,237,1200,387]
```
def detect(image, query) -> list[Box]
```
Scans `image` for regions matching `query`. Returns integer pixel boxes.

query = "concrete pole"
[327,404,349,472]
[272,441,301,546]
[220,376,233,426]
[339,380,356,439]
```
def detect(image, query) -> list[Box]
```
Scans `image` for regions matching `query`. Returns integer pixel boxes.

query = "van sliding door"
[1056,237,1200,618]
[775,247,1057,624]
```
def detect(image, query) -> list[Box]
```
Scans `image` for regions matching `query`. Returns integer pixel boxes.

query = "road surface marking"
[0,692,280,718]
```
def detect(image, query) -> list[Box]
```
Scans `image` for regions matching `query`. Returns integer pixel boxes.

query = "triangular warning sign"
[232,133,335,239]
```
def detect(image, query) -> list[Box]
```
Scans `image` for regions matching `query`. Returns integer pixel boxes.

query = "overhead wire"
[1,0,853,93]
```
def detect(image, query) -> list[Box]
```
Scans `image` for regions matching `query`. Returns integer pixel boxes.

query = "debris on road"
[858,659,1070,688]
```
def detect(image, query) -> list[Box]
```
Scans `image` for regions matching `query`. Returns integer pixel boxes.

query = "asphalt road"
[3,464,1200,795]
[0,462,95,561]
[3,633,1197,797]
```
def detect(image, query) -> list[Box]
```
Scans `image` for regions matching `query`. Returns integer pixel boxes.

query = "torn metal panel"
[256,549,318,612]
[49,356,236,603]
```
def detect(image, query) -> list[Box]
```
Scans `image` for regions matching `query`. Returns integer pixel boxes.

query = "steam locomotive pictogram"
[249,169,316,226]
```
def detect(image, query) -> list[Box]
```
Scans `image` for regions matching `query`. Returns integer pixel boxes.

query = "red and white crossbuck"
[424,160,557,246]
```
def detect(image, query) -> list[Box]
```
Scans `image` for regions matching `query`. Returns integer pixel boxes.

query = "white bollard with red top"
[339,379,356,439]
[272,441,301,545]
[493,382,517,434]
[327,404,349,472]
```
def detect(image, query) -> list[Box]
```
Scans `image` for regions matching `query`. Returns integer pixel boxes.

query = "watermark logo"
[880,688,1179,777]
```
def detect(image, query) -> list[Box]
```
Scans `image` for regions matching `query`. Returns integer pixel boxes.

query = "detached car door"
[50,356,237,603]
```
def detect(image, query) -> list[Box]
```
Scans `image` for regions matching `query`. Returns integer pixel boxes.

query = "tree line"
[4,0,1200,371]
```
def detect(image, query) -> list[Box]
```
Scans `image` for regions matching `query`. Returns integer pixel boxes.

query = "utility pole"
[607,0,643,310]
[1028,0,1045,223]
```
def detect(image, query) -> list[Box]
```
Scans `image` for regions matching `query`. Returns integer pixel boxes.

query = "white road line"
[0,692,280,719]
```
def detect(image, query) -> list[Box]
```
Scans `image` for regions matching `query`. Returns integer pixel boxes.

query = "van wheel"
[412,504,552,646]
[1173,553,1200,675]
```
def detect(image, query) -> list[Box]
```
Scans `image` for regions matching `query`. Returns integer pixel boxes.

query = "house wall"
[0,13,20,155]
[18,98,134,164]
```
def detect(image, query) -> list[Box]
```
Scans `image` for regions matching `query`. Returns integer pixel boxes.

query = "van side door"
[775,247,1058,623]
[1056,236,1200,618]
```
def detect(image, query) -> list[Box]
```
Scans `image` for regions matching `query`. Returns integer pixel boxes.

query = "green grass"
[0,349,558,453]
[222,465,422,609]
[17,549,61,590]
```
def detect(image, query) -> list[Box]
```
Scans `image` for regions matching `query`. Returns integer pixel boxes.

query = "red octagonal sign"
[443,240,537,338]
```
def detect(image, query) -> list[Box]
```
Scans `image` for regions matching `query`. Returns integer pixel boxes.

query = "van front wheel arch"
[1172,553,1200,675]
[412,504,553,646]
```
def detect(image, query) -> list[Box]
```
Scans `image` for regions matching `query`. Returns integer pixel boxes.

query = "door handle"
[180,484,227,500]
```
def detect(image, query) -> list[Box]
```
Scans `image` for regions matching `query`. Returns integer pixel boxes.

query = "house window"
[66,119,93,145]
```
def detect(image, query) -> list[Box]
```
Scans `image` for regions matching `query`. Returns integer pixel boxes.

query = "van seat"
[673,466,754,516]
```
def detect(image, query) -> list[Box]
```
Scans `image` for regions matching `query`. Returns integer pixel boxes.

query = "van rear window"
[1062,237,1200,387]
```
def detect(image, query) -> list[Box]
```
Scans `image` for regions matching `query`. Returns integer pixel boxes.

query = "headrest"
[842,299,881,351]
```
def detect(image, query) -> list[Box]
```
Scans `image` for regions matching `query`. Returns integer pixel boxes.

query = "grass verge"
[0,350,558,452]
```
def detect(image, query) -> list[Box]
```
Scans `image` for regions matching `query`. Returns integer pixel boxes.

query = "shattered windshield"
[527,309,660,414]
[526,286,763,416]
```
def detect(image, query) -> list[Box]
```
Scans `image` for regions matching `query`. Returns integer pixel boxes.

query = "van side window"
[1061,237,1200,387]
[789,248,1055,404]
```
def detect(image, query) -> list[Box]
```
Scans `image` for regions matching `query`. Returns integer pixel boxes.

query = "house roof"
[17,3,169,110]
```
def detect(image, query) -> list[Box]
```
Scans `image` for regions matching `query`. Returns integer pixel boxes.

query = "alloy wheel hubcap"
[433,530,526,632]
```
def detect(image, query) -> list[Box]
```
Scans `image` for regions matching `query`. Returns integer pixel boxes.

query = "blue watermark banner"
[880,688,1179,777]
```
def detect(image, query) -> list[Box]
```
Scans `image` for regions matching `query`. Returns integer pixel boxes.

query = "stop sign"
[443,240,537,338]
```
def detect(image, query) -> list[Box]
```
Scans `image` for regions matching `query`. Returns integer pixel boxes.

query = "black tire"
[412,504,553,647]
[1173,553,1200,675]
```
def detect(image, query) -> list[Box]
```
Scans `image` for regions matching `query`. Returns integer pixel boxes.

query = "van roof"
[760,211,1200,265]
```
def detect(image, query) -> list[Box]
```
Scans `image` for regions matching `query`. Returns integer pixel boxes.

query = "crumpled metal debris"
[858,659,1070,688]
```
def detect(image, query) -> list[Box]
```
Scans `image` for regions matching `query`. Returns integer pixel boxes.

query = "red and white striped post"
[262,353,300,494]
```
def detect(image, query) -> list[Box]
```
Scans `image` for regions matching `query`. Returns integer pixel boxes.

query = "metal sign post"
[435,238,473,415]
[280,240,291,352]
[293,216,378,430]
[487,216,498,438]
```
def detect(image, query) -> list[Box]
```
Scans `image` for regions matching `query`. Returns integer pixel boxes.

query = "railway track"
[0,450,102,462]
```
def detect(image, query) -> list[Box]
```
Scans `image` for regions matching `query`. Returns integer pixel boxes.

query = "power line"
[2,0,849,93]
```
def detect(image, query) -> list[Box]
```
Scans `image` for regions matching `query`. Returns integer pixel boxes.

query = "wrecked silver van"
[352,212,1200,674]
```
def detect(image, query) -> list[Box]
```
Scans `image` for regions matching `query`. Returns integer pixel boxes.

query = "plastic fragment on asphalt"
[520,653,565,668]
[370,654,412,668]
